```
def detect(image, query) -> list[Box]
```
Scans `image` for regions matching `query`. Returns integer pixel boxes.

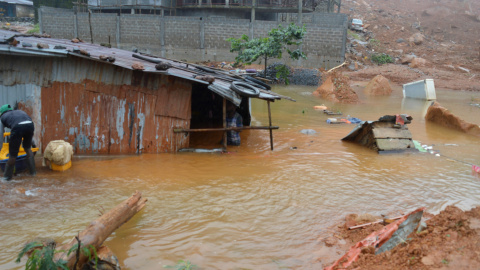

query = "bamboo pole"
[348,215,404,230]
[326,61,346,73]
[267,101,273,151]
[173,126,279,133]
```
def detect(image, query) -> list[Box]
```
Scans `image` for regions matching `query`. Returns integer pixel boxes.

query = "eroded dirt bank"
[323,206,480,269]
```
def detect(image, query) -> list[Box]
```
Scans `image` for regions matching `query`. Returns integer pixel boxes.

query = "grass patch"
[371,53,394,65]
[26,24,40,34]
[347,30,362,40]
[164,260,197,270]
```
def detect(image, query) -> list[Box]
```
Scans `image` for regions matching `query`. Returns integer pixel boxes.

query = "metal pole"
[223,98,227,150]
[267,101,273,151]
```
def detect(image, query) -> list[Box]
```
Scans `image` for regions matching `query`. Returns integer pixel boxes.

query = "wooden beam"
[173,126,279,133]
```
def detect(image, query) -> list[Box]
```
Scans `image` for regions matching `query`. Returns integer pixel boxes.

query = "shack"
[0,29,290,154]
[0,0,33,18]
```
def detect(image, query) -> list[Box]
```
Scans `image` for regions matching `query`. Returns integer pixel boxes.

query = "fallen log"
[54,191,147,269]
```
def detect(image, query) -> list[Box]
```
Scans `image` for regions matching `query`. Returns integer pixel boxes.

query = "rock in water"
[300,129,317,135]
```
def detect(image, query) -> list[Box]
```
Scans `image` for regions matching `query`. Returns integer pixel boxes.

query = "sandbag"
[44,140,73,165]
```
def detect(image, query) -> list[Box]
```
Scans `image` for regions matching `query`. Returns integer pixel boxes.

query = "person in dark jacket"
[0,104,36,180]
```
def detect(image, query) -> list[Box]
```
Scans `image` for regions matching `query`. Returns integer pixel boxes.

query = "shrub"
[27,24,40,34]
[371,53,394,65]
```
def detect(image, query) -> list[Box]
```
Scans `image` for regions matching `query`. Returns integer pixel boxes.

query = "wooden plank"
[376,139,415,151]
[173,126,279,132]
[373,128,413,139]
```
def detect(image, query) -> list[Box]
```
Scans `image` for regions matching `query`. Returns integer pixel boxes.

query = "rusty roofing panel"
[154,76,191,120]
[0,29,291,102]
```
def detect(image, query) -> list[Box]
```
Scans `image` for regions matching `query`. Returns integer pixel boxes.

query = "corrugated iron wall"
[0,55,191,153]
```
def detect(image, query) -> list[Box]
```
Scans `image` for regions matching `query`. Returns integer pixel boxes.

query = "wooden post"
[297,0,302,25]
[267,101,274,151]
[223,98,227,150]
[88,9,94,44]
[251,0,256,21]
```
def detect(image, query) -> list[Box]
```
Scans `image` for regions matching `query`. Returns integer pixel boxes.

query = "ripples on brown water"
[0,85,479,269]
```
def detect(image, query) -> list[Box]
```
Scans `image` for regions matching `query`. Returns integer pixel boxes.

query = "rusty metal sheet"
[40,79,190,154]
[155,116,189,152]
[154,76,192,120]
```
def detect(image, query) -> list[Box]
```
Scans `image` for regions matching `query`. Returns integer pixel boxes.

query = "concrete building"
[39,6,348,69]
[0,0,34,18]
[85,0,342,20]
[0,29,287,154]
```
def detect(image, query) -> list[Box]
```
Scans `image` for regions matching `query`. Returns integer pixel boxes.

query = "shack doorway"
[189,83,250,149]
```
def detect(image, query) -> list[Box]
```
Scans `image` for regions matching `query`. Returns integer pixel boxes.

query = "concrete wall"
[40,7,347,69]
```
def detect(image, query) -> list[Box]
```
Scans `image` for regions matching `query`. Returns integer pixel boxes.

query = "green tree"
[227,23,307,84]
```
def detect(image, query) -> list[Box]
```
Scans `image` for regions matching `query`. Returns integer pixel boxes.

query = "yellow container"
[0,132,39,160]
[50,160,72,171]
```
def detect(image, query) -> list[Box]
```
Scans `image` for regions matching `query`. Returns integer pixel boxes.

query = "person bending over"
[0,104,36,180]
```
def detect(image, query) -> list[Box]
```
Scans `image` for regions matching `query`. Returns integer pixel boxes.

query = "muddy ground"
[321,206,480,269]
[341,0,480,91]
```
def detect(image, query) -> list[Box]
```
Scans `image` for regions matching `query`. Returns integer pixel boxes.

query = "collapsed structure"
[0,29,290,154]
[342,115,415,152]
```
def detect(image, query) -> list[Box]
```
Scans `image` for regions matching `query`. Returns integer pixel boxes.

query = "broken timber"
[173,126,279,133]
[342,118,415,152]
[53,191,147,268]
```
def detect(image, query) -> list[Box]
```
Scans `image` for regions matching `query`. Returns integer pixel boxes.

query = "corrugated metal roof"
[0,29,291,102]
[0,0,33,6]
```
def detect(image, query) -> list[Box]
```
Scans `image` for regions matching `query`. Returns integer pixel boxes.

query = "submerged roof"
[0,29,291,105]
[342,120,415,152]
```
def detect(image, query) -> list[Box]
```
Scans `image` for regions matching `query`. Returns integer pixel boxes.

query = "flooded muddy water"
[1,84,479,269]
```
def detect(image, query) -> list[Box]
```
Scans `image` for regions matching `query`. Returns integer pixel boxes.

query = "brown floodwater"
[1,84,479,269]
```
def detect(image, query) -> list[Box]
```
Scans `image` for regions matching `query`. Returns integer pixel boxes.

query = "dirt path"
[343,64,480,91]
